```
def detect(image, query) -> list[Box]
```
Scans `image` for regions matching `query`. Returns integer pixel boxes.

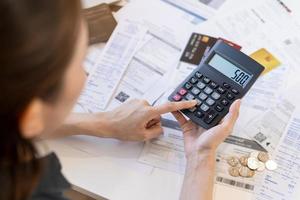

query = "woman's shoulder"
[30,152,71,200]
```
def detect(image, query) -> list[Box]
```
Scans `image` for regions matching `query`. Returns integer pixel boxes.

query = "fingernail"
[236,99,241,107]
[234,99,241,110]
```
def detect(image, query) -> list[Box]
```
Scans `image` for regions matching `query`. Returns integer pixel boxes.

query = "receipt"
[83,44,105,75]
[254,112,300,200]
[77,20,147,112]
[215,135,267,192]
[139,120,268,193]
[244,98,295,153]
[106,21,183,110]
[138,119,186,174]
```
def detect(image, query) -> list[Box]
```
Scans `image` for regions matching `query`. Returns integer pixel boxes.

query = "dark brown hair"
[0,1,82,199]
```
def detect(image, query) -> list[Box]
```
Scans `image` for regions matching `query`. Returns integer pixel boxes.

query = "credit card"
[250,48,281,75]
[219,37,242,50]
[180,33,217,65]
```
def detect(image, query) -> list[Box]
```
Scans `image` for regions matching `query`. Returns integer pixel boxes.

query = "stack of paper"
[74,0,300,199]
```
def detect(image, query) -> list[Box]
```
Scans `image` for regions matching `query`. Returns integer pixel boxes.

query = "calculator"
[168,40,264,129]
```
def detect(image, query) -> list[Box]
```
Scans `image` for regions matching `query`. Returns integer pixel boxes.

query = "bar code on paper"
[216,176,254,191]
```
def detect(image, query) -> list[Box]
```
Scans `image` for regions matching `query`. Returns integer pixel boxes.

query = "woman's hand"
[58,99,197,141]
[174,100,241,200]
[104,99,197,141]
[172,99,241,158]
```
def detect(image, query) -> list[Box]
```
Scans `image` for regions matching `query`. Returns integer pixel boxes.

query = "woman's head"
[0,0,87,199]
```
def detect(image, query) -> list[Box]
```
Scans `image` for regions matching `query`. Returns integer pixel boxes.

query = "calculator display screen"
[208,53,253,88]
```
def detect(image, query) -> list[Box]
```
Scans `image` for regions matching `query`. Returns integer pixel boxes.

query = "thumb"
[221,99,241,131]
[210,99,241,142]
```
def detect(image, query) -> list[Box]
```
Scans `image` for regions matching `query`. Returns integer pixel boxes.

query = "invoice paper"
[161,0,227,22]
[254,111,300,200]
[139,118,268,193]
[106,21,183,110]
[77,20,147,112]
[244,98,295,153]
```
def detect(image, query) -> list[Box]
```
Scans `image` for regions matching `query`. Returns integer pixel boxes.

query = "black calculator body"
[168,40,264,129]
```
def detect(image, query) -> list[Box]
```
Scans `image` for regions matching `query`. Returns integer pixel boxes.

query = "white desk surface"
[49,1,260,199]
[46,136,253,200]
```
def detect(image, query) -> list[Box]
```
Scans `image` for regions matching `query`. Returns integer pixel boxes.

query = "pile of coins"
[226,151,277,178]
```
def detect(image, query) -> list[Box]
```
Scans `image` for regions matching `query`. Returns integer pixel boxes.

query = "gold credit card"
[250,48,281,75]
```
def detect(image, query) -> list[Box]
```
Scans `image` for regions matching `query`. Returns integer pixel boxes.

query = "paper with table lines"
[77,20,147,112]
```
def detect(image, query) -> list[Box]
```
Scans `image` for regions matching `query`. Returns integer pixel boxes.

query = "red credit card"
[219,38,242,50]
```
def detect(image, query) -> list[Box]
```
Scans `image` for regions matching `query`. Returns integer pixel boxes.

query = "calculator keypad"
[211,92,221,100]
[185,93,195,100]
[226,93,234,100]
[191,87,201,95]
[217,87,226,94]
[178,88,187,96]
[204,87,213,95]
[196,82,206,89]
[210,82,218,89]
[184,83,192,90]
[171,70,239,127]
[199,93,208,101]
[206,98,215,106]
[204,110,218,124]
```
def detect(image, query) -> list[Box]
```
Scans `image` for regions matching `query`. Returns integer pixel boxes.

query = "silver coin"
[250,151,259,159]
[257,161,266,172]
[247,157,259,170]
[265,160,278,171]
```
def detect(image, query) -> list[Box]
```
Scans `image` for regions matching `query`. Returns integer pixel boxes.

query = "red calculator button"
[179,88,187,96]
[172,94,182,101]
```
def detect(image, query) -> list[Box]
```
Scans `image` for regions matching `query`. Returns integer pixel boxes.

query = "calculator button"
[200,104,210,112]
[203,77,211,84]
[221,99,229,106]
[172,94,182,101]
[217,87,226,94]
[195,111,204,118]
[223,83,231,89]
[191,87,201,95]
[206,98,215,106]
[204,87,213,95]
[196,82,206,90]
[195,99,202,107]
[185,93,195,100]
[178,88,187,96]
[198,92,208,101]
[184,83,192,90]
[204,110,218,124]
[195,72,203,79]
[189,107,197,112]
[231,88,239,95]
[210,82,218,89]
[215,104,224,112]
[226,93,235,100]
[190,77,198,84]
[211,92,221,100]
